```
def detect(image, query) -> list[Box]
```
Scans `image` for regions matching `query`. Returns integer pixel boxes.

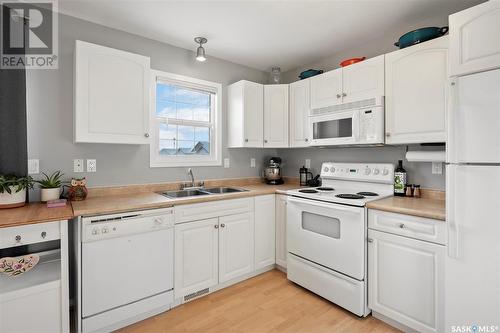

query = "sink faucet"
[187,168,195,188]
[182,168,204,189]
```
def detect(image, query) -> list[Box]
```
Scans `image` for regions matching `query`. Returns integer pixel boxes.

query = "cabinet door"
[310,69,343,109]
[174,218,219,299]
[450,1,500,76]
[289,79,311,147]
[342,55,384,103]
[368,229,444,333]
[275,194,287,269]
[254,195,276,269]
[74,40,150,144]
[264,85,289,148]
[219,212,255,283]
[385,36,448,144]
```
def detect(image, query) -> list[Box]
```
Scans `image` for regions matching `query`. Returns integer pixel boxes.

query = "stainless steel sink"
[203,187,248,194]
[162,189,211,198]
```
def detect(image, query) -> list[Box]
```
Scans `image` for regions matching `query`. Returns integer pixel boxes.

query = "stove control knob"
[323,167,329,172]
[364,168,371,175]
[382,168,389,176]
[330,167,335,173]
[102,227,109,234]
[373,168,380,175]
[92,228,99,235]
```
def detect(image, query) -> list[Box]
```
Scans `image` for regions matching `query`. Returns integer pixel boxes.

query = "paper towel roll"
[405,151,446,162]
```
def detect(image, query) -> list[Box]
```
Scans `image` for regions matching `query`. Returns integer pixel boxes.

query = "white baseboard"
[372,311,419,333]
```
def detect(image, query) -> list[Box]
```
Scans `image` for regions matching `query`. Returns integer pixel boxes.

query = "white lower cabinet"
[254,195,276,269]
[275,194,287,268]
[174,218,219,299]
[368,211,445,333]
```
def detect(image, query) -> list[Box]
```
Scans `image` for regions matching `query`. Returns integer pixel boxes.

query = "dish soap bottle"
[394,160,407,197]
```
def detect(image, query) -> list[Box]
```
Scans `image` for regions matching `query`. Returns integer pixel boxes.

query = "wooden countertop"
[0,203,74,229]
[367,195,446,221]
[71,183,299,217]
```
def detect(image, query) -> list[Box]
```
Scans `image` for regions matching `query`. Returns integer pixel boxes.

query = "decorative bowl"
[340,57,366,67]
[0,254,40,277]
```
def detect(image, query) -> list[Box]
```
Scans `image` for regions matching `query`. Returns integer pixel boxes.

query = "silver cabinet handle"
[245,139,249,142]
[214,224,219,229]
[305,138,309,142]
[144,133,150,138]
[399,223,405,229]
[264,140,268,143]
[336,94,341,98]
[41,231,47,239]
[15,235,21,242]
[367,238,373,243]
[385,133,391,137]
[342,92,347,97]
[221,223,226,228]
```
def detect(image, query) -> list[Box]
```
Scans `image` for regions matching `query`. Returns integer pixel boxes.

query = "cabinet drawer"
[368,210,445,245]
[175,198,254,224]
[0,221,61,249]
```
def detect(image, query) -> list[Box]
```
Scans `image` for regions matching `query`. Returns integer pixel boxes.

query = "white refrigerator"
[446,68,500,332]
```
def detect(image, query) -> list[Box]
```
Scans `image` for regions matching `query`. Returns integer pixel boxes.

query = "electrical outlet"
[87,159,97,172]
[74,159,84,173]
[250,158,256,168]
[432,162,443,175]
[305,159,311,169]
[224,158,230,168]
[28,159,39,174]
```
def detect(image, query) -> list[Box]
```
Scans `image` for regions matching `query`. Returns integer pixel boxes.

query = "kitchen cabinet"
[174,218,219,299]
[227,80,264,148]
[219,212,255,283]
[449,0,500,76]
[275,194,287,269]
[254,195,276,269]
[289,79,311,147]
[385,36,448,144]
[368,210,444,333]
[74,40,150,144]
[264,85,289,148]
[310,55,384,109]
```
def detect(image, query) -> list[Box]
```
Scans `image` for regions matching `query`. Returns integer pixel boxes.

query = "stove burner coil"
[356,192,378,196]
[299,189,319,194]
[336,194,365,199]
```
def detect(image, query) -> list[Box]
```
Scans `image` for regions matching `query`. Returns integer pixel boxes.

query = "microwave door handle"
[352,111,360,142]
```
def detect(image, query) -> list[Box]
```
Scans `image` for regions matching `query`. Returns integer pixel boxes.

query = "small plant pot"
[0,188,26,209]
[40,187,61,202]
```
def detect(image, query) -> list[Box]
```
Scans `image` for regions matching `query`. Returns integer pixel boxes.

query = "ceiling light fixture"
[194,37,207,62]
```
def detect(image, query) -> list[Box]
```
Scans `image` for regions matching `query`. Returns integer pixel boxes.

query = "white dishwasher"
[76,208,174,333]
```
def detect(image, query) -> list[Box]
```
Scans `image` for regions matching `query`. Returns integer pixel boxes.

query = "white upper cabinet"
[254,195,276,270]
[342,55,385,103]
[449,0,500,77]
[74,40,150,144]
[289,79,311,147]
[264,85,289,148]
[310,68,343,109]
[227,80,264,148]
[385,36,448,144]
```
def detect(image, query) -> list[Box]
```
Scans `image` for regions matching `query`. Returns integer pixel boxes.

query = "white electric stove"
[286,162,394,317]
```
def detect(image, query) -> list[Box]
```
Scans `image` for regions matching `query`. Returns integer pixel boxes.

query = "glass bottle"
[394,160,407,197]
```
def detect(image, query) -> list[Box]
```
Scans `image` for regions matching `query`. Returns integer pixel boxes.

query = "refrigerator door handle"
[446,165,460,258]
[446,78,457,164]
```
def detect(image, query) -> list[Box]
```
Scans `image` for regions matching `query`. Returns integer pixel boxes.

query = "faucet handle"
[198,181,205,188]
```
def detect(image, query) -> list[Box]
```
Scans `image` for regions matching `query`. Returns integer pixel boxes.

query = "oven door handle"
[287,196,362,213]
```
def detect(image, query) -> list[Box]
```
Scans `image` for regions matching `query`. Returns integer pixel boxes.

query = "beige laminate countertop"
[71,183,299,217]
[366,196,446,221]
[0,203,74,229]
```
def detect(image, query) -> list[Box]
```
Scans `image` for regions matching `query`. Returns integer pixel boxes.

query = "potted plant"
[36,171,65,202]
[0,175,34,208]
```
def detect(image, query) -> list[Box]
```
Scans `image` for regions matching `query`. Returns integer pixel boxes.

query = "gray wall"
[26,14,275,193]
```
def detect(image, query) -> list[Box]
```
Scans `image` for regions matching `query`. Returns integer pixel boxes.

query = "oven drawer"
[0,221,61,249]
[174,198,253,224]
[368,209,446,245]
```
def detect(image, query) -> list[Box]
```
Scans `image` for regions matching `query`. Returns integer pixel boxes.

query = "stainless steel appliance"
[76,208,174,333]
[309,97,384,146]
[264,157,283,185]
[286,162,394,316]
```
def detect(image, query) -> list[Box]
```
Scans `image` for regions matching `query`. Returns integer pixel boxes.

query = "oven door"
[287,196,366,280]
[309,109,358,146]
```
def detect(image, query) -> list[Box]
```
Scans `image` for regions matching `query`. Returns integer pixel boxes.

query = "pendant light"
[194,37,207,62]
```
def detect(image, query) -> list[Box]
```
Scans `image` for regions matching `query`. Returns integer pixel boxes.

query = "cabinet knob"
[336,94,341,98]
[41,231,47,239]
[385,133,391,137]
[15,235,21,242]
[245,139,249,142]
[214,224,219,229]
[221,223,226,228]
[305,138,309,142]
[399,223,405,229]
[144,133,150,138]
[342,92,347,97]
[367,238,373,243]
[264,140,268,143]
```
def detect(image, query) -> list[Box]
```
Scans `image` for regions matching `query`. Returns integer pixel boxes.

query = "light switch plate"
[224,158,230,168]
[74,159,84,173]
[250,158,256,168]
[432,162,443,174]
[305,159,311,169]
[87,159,97,172]
[28,159,39,174]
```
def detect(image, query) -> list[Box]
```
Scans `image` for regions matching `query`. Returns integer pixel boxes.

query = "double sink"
[161,187,248,199]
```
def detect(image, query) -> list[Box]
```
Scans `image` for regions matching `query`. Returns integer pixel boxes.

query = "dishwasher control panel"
[81,208,174,242]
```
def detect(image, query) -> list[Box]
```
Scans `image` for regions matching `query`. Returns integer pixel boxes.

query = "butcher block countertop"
[0,203,74,229]
[366,190,446,221]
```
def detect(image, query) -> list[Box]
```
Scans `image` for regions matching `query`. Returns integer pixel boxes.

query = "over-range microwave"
[309,97,384,146]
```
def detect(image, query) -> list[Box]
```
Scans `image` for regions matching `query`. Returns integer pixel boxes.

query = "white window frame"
[150,70,222,168]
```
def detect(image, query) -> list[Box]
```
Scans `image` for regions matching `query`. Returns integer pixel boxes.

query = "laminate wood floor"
[118,270,401,333]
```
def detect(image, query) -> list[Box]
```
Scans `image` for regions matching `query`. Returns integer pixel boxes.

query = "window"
[150,70,222,167]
